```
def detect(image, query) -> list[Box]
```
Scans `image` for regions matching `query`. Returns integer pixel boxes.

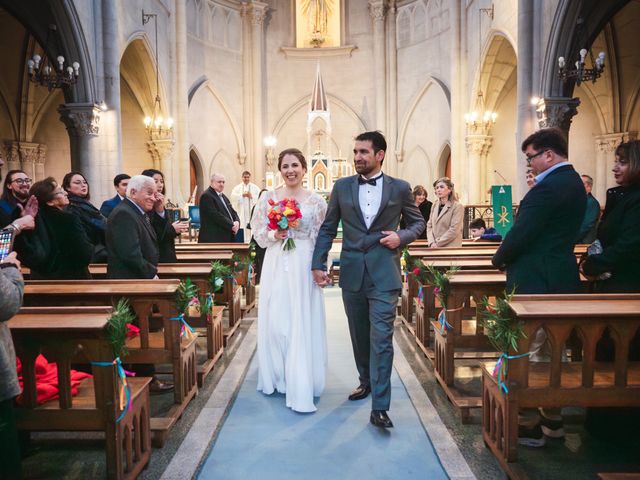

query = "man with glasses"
[492,127,587,447]
[0,169,37,233]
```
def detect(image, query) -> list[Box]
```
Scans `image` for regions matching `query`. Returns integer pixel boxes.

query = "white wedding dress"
[251,190,328,412]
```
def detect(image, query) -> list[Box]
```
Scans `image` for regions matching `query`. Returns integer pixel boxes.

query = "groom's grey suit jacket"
[312,174,426,292]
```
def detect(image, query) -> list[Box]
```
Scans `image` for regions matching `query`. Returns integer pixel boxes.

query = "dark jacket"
[312,174,426,292]
[198,187,240,243]
[106,199,159,279]
[492,164,586,294]
[0,198,51,271]
[29,205,93,279]
[480,227,502,242]
[576,193,601,244]
[400,200,431,239]
[582,184,640,292]
[66,194,108,263]
[151,211,178,263]
[100,194,123,218]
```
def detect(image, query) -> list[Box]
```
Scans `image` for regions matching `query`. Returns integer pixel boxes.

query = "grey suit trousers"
[342,268,399,411]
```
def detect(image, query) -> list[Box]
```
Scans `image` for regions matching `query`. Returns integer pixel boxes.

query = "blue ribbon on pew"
[91,357,131,423]
[493,352,531,394]
[247,263,253,284]
[170,313,196,338]
[417,286,423,306]
[437,308,453,333]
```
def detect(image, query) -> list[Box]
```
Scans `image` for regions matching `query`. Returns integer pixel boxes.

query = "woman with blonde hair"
[426,177,464,247]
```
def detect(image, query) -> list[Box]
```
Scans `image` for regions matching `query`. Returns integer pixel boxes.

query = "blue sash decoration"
[247,262,253,284]
[492,352,531,394]
[170,313,196,338]
[417,286,423,306]
[437,309,453,333]
[91,357,132,423]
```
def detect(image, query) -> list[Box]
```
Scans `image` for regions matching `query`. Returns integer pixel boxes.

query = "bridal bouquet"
[267,197,302,251]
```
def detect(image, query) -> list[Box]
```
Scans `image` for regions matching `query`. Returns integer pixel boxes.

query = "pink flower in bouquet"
[412,267,421,276]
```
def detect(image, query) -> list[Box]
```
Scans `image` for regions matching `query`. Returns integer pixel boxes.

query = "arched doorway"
[189,148,205,204]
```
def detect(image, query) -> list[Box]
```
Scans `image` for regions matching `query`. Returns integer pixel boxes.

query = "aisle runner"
[194,289,473,480]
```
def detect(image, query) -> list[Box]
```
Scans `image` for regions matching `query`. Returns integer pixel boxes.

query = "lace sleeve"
[309,193,328,243]
[250,192,278,249]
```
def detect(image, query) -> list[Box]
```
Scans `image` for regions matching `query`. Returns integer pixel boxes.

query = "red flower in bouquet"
[266,197,302,250]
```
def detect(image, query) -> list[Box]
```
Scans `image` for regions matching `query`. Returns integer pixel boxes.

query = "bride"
[251,148,328,412]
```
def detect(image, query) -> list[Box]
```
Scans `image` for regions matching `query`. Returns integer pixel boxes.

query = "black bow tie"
[358,175,381,186]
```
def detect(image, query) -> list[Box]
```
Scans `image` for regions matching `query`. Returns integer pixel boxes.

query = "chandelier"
[558,48,605,86]
[26,25,80,91]
[142,10,173,137]
[464,91,497,130]
[464,4,497,132]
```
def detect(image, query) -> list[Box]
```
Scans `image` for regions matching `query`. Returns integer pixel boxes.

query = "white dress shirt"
[358,173,384,229]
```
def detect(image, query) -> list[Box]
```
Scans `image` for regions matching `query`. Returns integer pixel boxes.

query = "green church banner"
[491,185,513,237]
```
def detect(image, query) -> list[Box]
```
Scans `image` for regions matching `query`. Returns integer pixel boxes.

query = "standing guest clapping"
[62,171,108,263]
[198,173,240,243]
[426,177,464,247]
[141,169,188,263]
[28,178,93,279]
[100,173,130,218]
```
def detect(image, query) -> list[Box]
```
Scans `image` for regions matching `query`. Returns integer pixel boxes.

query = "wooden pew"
[22,279,197,447]
[408,244,588,260]
[175,242,250,253]
[482,294,640,479]
[10,306,151,479]
[176,250,233,263]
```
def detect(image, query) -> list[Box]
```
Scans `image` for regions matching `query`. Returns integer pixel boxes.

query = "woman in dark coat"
[400,185,431,239]
[62,171,108,263]
[141,169,188,263]
[581,139,640,443]
[29,177,93,279]
[582,140,640,292]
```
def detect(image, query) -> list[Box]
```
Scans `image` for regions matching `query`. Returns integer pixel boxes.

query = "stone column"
[18,142,46,181]
[386,0,398,176]
[449,0,463,196]
[100,0,122,200]
[4,142,21,171]
[594,132,637,199]
[250,3,268,188]
[58,103,101,190]
[465,134,492,204]
[515,0,535,201]
[369,0,387,132]
[174,0,190,203]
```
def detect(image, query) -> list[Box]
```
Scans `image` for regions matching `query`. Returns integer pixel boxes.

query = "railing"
[463,204,519,238]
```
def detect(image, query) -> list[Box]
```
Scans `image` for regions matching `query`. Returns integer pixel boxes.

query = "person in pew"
[400,185,431,239]
[106,175,160,279]
[141,169,188,263]
[575,174,600,244]
[62,171,108,263]
[580,140,640,443]
[106,175,172,393]
[426,177,464,247]
[198,173,241,243]
[28,178,93,279]
[493,127,587,447]
[469,218,502,242]
[99,173,130,218]
[0,177,25,480]
[581,142,640,292]
[0,169,45,270]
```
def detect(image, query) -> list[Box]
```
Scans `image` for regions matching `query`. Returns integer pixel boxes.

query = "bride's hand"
[274,229,288,240]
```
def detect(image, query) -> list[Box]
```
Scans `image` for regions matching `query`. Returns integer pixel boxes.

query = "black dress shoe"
[370,410,394,428]
[348,384,371,401]
[150,378,174,395]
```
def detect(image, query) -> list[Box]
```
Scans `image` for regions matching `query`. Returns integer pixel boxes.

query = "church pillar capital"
[465,134,493,157]
[369,0,388,22]
[535,97,580,135]
[3,141,47,181]
[147,138,176,171]
[58,103,101,137]
[594,132,637,153]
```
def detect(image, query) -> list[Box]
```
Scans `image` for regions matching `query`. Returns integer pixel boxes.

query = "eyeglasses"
[53,190,68,197]
[525,150,547,164]
[11,178,32,185]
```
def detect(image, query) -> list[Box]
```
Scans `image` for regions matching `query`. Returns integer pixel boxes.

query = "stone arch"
[436,142,451,179]
[189,145,205,202]
[397,75,450,154]
[474,31,517,115]
[188,77,246,159]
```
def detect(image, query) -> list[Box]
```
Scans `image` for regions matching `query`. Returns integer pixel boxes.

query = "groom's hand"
[312,269,331,287]
[380,231,401,249]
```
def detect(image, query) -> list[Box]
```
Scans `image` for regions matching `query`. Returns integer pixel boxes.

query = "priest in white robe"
[230,170,261,241]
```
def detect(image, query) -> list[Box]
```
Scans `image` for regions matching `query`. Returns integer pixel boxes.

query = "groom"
[312,131,425,428]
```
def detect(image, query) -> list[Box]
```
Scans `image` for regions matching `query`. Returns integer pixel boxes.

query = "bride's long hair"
[277,148,308,172]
